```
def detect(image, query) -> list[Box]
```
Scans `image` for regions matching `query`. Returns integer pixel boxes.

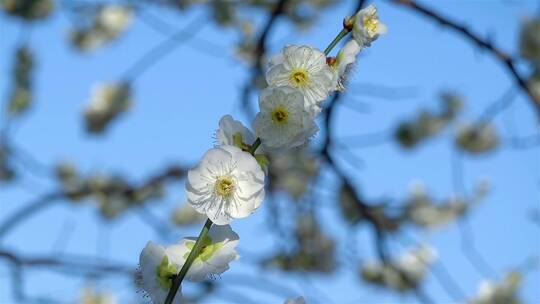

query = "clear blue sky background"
[0,0,539,303]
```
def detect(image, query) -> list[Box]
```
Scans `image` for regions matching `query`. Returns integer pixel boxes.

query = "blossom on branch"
[266,45,336,115]
[139,242,183,304]
[352,5,387,48]
[215,114,256,149]
[173,224,240,281]
[253,87,318,153]
[186,145,265,225]
[331,39,362,91]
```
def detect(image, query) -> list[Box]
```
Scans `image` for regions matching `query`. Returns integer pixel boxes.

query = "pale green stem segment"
[164,218,213,304]
[164,27,350,304]
[323,28,350,56]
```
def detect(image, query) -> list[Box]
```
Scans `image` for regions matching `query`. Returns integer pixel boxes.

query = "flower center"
[289,68,309,87]
[215,176,235,198]
[156,256,178,289]
[363,14,379,37]
[271,107,289,125]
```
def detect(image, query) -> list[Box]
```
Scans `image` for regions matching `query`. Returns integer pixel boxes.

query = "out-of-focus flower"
[519,17,540,65]
[527,71,540,101]
[139,242,183,304]
[456,123,499,154]
[269,150,319,200]
[173,225,240,281]
[171,202,206,226]
[469,271,522,304]
[266,45,336,115]
[339,183,401,231]
[186,145,265,225]
[69,5,133,52]
[395,92,463,148]
[361,245,437,292]
[1,0,53,21]
[254,87,318,153]
[7,46,34,117]
[0,145,15,182]
[79,286,116,304]
[83,82,131,134]
[265,215,336,273]
[351,5,387,48]
[284,296,306,304]
[403,181,488,230]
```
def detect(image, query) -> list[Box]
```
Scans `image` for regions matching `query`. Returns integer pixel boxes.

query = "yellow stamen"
[271,107,289,125]
[289,68,309,87]
[215,177,235,198]
[363,14,379,37]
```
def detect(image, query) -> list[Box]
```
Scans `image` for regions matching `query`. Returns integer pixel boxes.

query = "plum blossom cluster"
[361,245,437,292]
[139,5,386,303]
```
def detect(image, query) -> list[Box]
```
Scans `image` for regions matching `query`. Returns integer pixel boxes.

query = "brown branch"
[0,165,186,239]
[0,248,135,276]
[240,0,289,118]
[392,0,540,118]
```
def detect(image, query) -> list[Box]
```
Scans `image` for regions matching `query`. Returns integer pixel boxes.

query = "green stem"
[323,28,350,56]
[249,138,261,155]
[164,218,213,304]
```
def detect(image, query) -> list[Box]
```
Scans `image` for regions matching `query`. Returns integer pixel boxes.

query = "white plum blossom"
[352,5,387,48]
[97,5,133,40]
[79,286,116,304]
[266,45,336,115]
[469,272,522,304]
[519,17,540,65]
[361,245,437,291]
[172,225,240,281]
[215,114,255,149]
[253,87,318,153]
[139,242,183,304]
[284,296,306,304]
[70,5,133,52]
[186,145,265,225]
[171,202,206,226]
[333,39,362,91]
[83,82,131,133]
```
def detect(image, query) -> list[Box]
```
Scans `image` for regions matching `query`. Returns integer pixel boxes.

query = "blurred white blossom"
[519,17,540,66]
[456,123,499,154]
[469,271,521,304]
[70,5,133,52]
[171,202,206,226]
[83,82,131,133]
[269,150,319,200]
[361,245,437,292]
[284,296,306,304]
[79,286,116,304]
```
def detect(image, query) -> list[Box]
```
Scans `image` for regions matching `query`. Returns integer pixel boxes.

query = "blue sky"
[0,0,539,303]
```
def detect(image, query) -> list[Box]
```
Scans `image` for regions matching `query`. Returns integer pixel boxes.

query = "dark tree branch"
[392,0,540,118]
